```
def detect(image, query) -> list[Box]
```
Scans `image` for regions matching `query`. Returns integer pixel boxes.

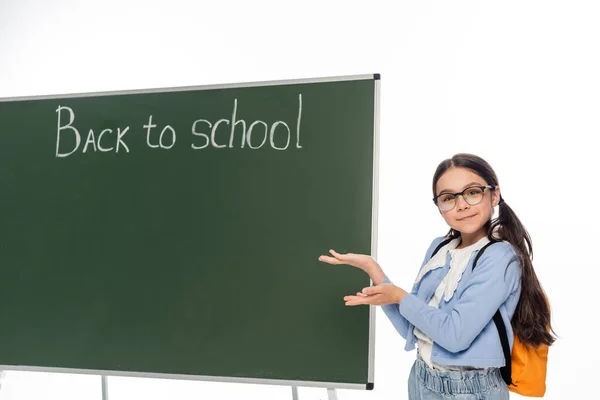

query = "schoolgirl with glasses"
[319,153,555,400]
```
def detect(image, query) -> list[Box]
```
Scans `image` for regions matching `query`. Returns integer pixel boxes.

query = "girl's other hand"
[318,250,376,272]
[319,249,386,285]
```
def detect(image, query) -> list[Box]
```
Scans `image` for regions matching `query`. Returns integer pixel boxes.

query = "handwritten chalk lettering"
[116,127,130,153]
[247,120,268,149]
[55,106,80,157]
[144,115,159,148]
[270,121,291,150]
[191,119,211,150]
[190,94,303,151]
[191,100,246,150]
[82,129,97,153]
[211,119,229,148]
[144,116,176,149]
[296,93,302,149]
[160,126,176,149]
[55,106,130,157]
[230,98,246,148]
[98,129,115,152]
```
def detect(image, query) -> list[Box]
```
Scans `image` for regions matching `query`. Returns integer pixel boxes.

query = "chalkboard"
[0,74,379,390]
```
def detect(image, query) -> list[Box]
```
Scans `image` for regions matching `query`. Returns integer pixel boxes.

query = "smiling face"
[435,167,501,246]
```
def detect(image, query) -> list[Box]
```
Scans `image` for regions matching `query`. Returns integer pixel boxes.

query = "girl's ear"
[492,186,501,207]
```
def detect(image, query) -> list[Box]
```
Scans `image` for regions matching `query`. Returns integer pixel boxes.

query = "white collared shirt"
[413,236,490,370]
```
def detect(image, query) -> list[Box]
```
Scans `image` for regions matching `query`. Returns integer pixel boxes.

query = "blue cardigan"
[382,236,522,367]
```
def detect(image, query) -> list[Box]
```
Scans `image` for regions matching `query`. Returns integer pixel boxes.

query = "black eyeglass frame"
[432,185,496,208]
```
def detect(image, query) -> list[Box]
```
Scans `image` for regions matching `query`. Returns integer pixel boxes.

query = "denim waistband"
[414,354,505,395]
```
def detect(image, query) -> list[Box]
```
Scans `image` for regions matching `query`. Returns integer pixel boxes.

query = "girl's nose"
[455,194,470,210]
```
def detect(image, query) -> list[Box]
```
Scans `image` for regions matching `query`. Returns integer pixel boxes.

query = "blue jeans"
[408,355,510,399]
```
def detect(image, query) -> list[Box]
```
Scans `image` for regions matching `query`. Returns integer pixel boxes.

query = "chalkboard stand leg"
[290,386,337,400]
[101,375,109,400]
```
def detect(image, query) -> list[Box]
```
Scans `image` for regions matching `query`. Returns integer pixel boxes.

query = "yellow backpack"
[509,336,549,396]
[472,241,549,397]
[431,238,550,397]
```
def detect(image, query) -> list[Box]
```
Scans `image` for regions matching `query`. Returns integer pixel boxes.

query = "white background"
[0,1,598,399]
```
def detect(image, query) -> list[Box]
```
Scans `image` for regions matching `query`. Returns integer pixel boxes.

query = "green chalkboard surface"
[0,74,379,389]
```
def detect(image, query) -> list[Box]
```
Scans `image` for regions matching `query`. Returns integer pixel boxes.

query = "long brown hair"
[432,153,555,348]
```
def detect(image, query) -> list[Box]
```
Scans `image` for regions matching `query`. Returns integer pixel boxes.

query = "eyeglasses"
[433,185,495,212]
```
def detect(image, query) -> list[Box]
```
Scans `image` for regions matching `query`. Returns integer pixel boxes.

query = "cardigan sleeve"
[380,236,446,339]
[398,241,521,353]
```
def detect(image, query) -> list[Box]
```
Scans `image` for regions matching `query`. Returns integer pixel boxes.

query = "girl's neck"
[456,230,487,249]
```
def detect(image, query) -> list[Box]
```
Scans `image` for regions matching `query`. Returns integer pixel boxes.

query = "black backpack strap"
[430,237,454,260]
[471,240,496,267]
[472,241,513,385]
[493,310,513,385]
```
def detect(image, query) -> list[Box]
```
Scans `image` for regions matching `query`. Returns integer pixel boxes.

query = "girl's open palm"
[318,250,374,271]
[344,284,406,306]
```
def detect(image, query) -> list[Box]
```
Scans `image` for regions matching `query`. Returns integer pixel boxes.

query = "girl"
[319,153,554,400]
